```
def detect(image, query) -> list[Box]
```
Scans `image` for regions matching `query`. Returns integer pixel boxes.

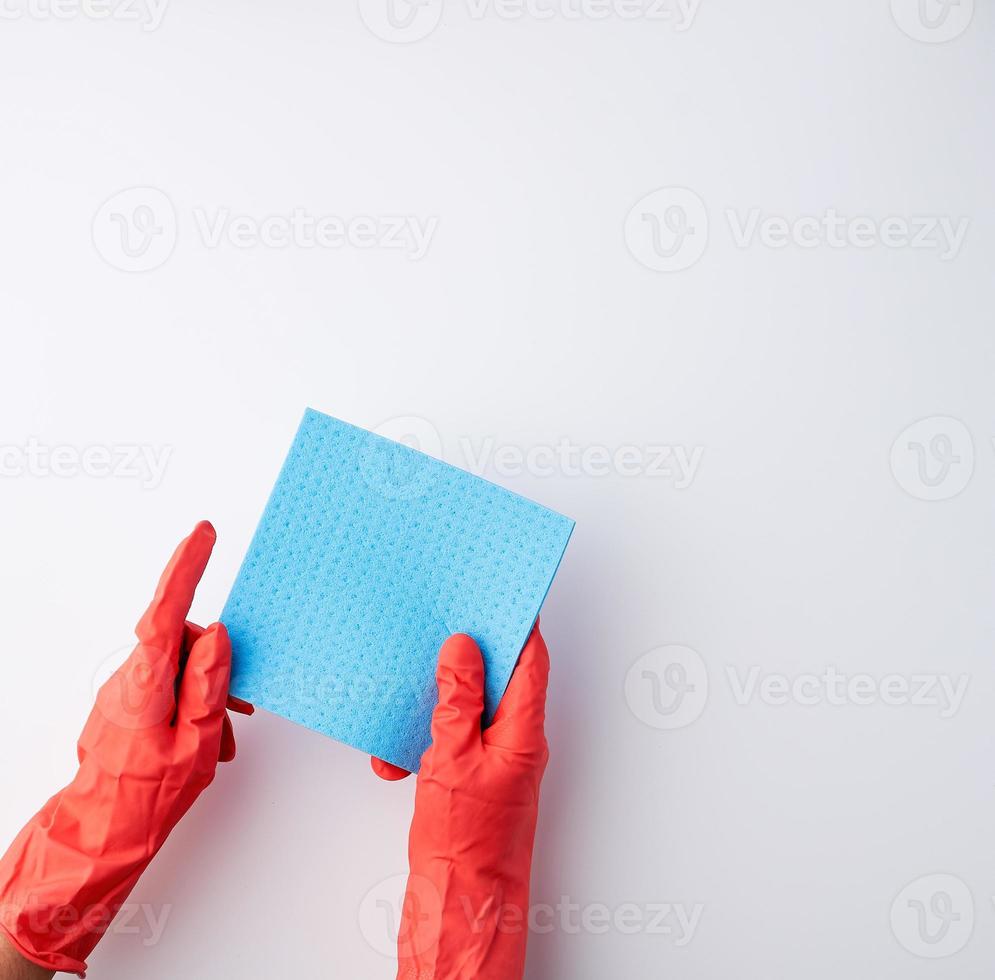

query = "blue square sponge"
[222,409,574,772]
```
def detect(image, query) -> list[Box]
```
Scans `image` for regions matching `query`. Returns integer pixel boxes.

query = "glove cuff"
[0,919,87,977]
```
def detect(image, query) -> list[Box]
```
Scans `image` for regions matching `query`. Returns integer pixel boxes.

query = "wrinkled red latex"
[0,522,250,977]
[377,626,550,980]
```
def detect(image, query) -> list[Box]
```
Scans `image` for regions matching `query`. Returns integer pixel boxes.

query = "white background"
[1,1,993,977]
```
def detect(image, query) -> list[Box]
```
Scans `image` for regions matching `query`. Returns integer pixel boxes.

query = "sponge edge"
[222,409,575,773]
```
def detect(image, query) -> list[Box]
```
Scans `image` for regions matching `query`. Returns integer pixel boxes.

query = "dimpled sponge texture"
[222,409,575,773]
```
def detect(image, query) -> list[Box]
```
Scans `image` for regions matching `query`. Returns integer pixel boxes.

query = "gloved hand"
[0,522,251,977]
[375,625,550,980]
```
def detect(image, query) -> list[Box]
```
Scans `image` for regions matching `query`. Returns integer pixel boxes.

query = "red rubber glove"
[376,625,550,980]
[0,521,252,977]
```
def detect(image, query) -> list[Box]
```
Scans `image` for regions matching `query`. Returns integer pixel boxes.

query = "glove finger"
[227,695,255,715]
[91,620,204,734]
[484,622,549,754]
[135,521,217,675]
[178,621,231,726]
[219,713,237,763]
[429,633,485,763]
[371,756,411,781]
